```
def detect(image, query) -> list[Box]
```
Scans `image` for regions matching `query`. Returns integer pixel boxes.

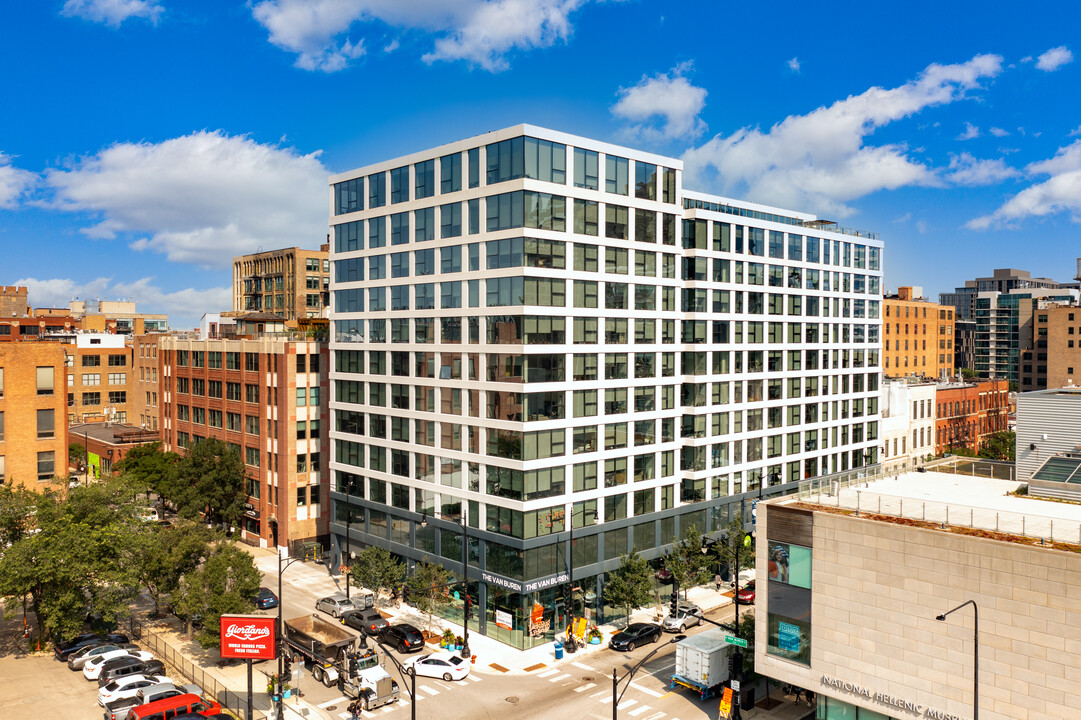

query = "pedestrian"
[348,698,362,719]
[714,574,722,592]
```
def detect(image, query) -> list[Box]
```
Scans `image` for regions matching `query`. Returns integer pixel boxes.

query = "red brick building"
[160,335,327,550]
[935,379,1009,455]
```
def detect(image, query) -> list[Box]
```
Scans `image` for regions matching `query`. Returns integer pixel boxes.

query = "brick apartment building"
[231,245,331,325]
[160,334,327,549]
[882,286,955,378]
[65,333,134,425]
[934,378,1009,455]
[1020,302,1081,391]
[133,334,163,432]
[0,343,70,489]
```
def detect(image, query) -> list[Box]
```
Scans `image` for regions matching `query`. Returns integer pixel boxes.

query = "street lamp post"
[936,600,979,720]
[420,509,471,659]
[612,635,685,720]
[276,548,303,720]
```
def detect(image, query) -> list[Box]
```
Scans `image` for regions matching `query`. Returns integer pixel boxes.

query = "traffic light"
[669,588,679,616]
[463,594,472,621]
[283,655,293,681]
[728,651,743,680]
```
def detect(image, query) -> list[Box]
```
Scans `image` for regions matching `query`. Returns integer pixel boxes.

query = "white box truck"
[670,628,733,700]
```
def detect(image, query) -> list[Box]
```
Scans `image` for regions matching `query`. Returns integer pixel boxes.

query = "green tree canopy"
[164,438,246,527]
[604,550,653,625]
[128,523,215,616]
[350,545,405,606]
[406,561,451,634]
[665,524,710,599]
[116,441,179,495]
[980,431,1016,461]
[174,542,261,648]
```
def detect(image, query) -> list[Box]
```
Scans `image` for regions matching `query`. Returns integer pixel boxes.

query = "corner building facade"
[328,126,884,649]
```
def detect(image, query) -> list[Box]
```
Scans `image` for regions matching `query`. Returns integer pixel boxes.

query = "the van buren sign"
[821,675,969,720]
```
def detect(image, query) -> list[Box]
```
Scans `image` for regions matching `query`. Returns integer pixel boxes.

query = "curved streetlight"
[935,600,978,720]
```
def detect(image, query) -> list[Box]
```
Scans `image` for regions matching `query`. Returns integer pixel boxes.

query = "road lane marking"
[628,706,652,716]
[590,690,608,699]
[549,672,572,683]
[575,682,597,693]
[537,668,560,678]
[419,685,439,695]
[658,692,674,700]
[571,661,597,671]
[467,675,482,682]
[630,682,664,697]
[617,699,639,710]
[643,713,667,720]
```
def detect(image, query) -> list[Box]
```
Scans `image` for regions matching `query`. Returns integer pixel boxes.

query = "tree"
[709,514,755,590]
[350,546,405,605]
[0,477,144,644]
[173,542,261,648]
[665,524,709,599]
[603,550,653,626]
[164,438,246,527]
[69,442,86,470]
[116,441,179,496]
[128,523,214,616]
[980,431,1016,461]
[406,561,451,634]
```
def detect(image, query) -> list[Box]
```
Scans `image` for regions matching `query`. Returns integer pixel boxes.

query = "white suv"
[662,603,704,633]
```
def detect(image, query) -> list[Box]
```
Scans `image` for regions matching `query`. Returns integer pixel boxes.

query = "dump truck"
[282,615,399,711]
[669,628,734,700]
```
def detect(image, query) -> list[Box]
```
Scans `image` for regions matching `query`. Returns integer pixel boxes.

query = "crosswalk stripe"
[381,705,396,713]
[617,699,638,710]
[419,685,439,695]
[571,661,596,671]
[600,696,613,705]
[628,705,652,716]
[549,672,572,683]
[589,689,607,699]
[642,713,667,720]
[574,682,597,693]
[536,668,560,678]
[630,682,664,698]
[319,696,348,708]
[467,674,482,682]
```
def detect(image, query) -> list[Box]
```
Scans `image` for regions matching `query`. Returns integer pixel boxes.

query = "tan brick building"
[132,334,163,432]
[0,343,69,489]
[65,334,134,425]
[757,475,1081,720]
[1020,302,1081,392]
[160,335,327,549]
[882,286,955,378]
[231,244,330,325]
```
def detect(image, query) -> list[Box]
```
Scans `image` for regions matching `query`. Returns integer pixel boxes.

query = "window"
[440,203,462,238]
[82,355,101,367]
[574,199,599,235]
[390,166,409,203]
[334,177,362,215]
[605,155,629,195]
[415,207,435,242]
[605,205,628,239]
[574,147,599,189]
[414,159,435,199]
[37,451,55,480]
[82,373,101,386]
[391,212,409,245]
[440,152,462,194]
[37,367,55,395]
[634,161,657,200]
[108,391,127,404]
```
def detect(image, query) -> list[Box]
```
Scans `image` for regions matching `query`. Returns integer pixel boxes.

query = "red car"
[737,581,755,604]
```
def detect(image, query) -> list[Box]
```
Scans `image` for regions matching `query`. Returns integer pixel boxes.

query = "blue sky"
[1,0,1079,329]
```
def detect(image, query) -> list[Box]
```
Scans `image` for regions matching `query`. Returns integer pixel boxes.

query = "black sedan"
[608,623,661,652]
[377,623,424,653]
[54,633,130,662]
[255,587,279,609]
[342,608,388,636]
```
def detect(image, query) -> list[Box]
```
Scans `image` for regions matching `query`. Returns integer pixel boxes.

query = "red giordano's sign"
[220,615,276,660]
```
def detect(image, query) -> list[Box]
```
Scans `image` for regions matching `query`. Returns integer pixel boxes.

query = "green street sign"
[724,635,748,648]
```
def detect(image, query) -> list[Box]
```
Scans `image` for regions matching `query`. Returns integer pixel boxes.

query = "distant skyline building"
[1020,301,1081,392]
[881,285,954,379]
[939,267,1076,322]
[327,125,884,648]
[231,244,331,326]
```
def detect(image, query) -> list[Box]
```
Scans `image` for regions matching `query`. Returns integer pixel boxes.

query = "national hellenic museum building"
[755,470,1081,720]
[328,125,884,649]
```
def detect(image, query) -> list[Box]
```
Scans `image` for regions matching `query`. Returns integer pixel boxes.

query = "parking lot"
[0,641,111,720]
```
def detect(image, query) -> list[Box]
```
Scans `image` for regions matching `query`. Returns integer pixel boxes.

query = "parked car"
[68,643,136,670]
[403,651,470,681]
[377,623,424,653]
[55,633,128,662]
[98,675,171,707]
[737,580,755,605]
[654,568,674,585]
[661,603,704,633]
[107,687,211,720]
[608,623,662,652]
[316,594,357,618]
[98,657,168,687]
[84,650,155,680]
[342,607,388,636]
[255,587,279,610]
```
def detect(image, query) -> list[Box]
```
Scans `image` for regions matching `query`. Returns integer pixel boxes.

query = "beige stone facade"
[755,502,1081,720]
[231,245,330,325]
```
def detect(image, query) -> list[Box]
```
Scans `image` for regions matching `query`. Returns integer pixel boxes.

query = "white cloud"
[944,152,1020,186]
[15,276,230,329]
[1069,125,1081,137]
[60,0,163,26]
[612,63,707,141]
[957,121,980,140]
[383,38,399,53]
[0,153,37,209]
[916,220,929,234]
[251,0,587,72]
[681,54,1003,218]
[967,140,1081,229]
[787,57,800,73]
[1035,46,1073,72]
[989,126,1010,137]
[42,131,328,268]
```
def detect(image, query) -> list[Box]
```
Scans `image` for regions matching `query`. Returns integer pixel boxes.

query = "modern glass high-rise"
[327,125,884,649]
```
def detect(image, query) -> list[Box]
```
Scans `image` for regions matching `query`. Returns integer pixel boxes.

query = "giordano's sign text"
[821,676,970,720]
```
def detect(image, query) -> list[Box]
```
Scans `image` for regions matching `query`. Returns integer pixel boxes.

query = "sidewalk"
[248,545,745,677]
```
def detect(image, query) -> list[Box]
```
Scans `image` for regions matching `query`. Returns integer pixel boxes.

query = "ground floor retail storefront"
[328,487,775,650]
